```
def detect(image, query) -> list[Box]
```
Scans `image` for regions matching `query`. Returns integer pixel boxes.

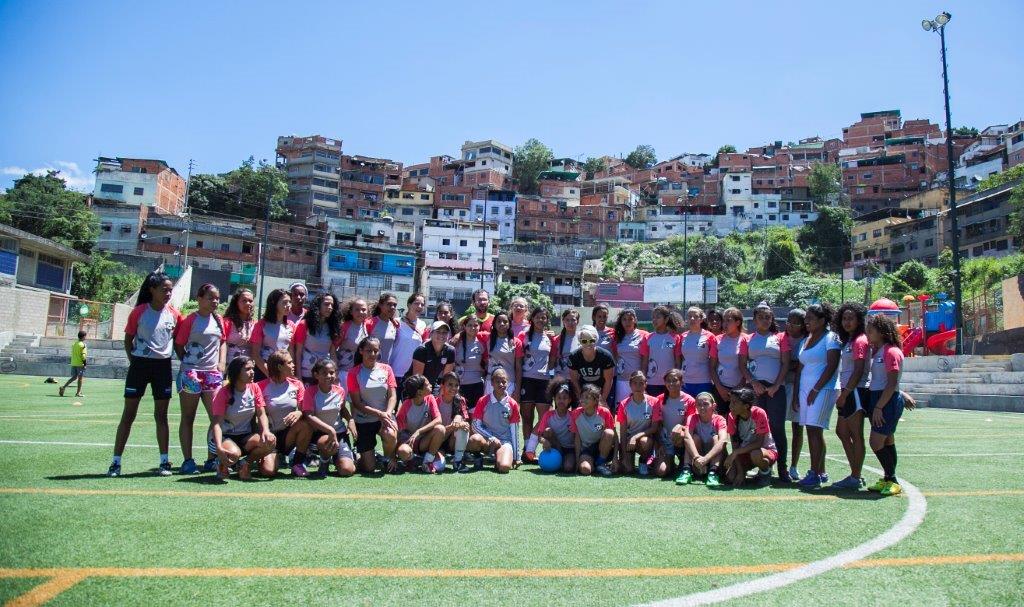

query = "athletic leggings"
[757,380,788,472]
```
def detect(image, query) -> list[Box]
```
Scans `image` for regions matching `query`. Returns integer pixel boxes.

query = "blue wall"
[327,248,414,276]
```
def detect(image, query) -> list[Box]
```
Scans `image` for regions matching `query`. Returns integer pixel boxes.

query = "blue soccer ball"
[538,449,562,473]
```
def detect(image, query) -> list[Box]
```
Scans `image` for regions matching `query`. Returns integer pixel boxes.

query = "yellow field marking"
[0,486,838,505]
[3,552,1023,607]
[0,486,1021,505]
[3,572,88,607]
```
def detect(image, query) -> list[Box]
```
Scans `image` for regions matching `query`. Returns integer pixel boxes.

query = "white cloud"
[1,161,95,192]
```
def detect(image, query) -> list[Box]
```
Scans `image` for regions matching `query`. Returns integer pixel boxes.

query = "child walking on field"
[59,330,88,398]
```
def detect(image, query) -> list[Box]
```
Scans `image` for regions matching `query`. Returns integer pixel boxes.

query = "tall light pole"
[922,11,963,354]
[478,198,488,290]
[181,159,194,270]
[677,196,689,304]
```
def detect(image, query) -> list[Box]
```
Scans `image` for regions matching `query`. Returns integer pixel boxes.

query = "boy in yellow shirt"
[59,330,88,398]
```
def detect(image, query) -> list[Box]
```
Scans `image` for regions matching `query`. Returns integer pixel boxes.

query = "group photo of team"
[103,271,912,497]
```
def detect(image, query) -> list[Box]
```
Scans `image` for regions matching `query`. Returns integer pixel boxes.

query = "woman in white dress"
[791,303,841,488]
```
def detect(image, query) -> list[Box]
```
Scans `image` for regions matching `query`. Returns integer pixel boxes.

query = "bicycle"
[0,357,16,374]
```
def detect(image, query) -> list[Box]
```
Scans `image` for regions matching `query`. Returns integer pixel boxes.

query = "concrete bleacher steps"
[0,336,178,380]
[901,355,1024,414]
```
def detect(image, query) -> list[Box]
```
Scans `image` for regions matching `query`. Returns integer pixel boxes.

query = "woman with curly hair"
[865,314,907,497]
[291,291,340,385]
[831,302,870,489]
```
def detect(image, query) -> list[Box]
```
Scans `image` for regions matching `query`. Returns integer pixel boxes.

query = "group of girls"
[106,272,908,496]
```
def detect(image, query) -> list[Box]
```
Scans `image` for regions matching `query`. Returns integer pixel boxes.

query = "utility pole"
[480,200,488,290]
[257,179,273,316]
[181,159,194,270]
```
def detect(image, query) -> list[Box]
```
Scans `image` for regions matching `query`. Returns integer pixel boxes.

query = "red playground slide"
[926,329,957,356]
[902,327,924,355]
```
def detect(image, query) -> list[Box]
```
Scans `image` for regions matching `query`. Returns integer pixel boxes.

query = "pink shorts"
[177,369,224,394]
[738,449,778,469]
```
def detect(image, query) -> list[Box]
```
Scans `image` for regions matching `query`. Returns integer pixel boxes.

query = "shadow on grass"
[47,472,162,480]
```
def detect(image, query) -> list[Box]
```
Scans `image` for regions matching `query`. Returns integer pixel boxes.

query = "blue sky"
[1,0,1021,191]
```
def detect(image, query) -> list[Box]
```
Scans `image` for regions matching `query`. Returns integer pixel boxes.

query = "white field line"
[0,439,170,449]
[638,456,927,607]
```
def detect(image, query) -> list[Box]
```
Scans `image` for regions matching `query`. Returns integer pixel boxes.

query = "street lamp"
[477,203,488,290]
[922,11,963,354]
[677,196,689,304]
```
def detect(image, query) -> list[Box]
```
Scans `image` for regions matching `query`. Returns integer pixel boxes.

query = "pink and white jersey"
[300,384,347,429]
[641,331,681,386]
[745,331,790,384]
[551,331,580,375]
[715,332,748,388]
[484,333,523,381]
[596,327,614,352]
[687,413,727,445]
[840,333,871,389]
[616,394,663,436]
[126,304,182,359]
[286,310,305,326]
[533,408,573,447]
[335,320,368,372]
[613,329,648,382]
[510,320,530,338]
[367,316,400,368]
[727,405,776,451]
[784,333,803,383]
[391,317,427,377]
[175,312,226,371]
[346,363,397,423]
[680,329,718,384]
[396,394,441,433]
[868,343,904,391]
[223,318,254,363]
[437,393,468,426]
[658,392,697,431]
[521,331,552,380]
[251,319,296,361]
[455,334,487,385]
[212,383,265,436]
[257,377,304,432]
[293,320,333,379]
[570,406,615,447]
[472,394,521,442]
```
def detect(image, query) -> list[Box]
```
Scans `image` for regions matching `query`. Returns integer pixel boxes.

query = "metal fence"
[46,296,115,340]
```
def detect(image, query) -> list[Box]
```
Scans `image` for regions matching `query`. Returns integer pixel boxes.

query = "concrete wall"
[1003,275,1024,330]
[111,303,132,341]
[967,327,1024,355]
[0,286,49,335]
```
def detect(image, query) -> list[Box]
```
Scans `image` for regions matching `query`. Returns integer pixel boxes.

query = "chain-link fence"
[46,296,115,340]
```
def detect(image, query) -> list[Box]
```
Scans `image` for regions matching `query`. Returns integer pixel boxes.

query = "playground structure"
[869,296,957,356]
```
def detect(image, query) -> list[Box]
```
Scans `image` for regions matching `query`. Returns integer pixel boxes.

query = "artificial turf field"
[0,374,1022,606]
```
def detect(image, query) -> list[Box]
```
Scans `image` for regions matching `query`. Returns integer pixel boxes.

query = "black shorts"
[273,429,292,453]
[713,387,734,417]
[223,432,254,454]
[312,430,354,460]
[838,387,871,419]
[459,382,485,410]
[124,357,173,401]
[579,442,603,461]
[520,377,549,403]
[355,421,382,453]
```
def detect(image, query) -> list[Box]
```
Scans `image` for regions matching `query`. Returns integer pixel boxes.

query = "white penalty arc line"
[638,456,927,607]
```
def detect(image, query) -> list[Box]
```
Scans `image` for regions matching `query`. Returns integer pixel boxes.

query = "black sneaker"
[107,463,121,477]
[755,470,772,487]
[473,454,484,471]
[454,460,470,474]
[157,461,173,476]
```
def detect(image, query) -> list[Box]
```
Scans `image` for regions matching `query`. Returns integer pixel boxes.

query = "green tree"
[582,157,606,180]
[224,157,289,220]
[185,173,231,216]
[624,145,657,169]
[977,163,1024,191]
[798,206,852,273]
[72,252,144,303]
[888,260,933,295]
[0,172,98,253]
[952,126,979,138]
[1009,184,1024,243]
[494,281,554,321]
[717,145,737,155]
[685,236,743,279]
[512,139,554,195]
[808,162,843,206]
[764,237,803,279]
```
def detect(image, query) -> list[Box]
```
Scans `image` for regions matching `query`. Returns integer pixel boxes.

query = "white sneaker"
[789,466,801,481]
